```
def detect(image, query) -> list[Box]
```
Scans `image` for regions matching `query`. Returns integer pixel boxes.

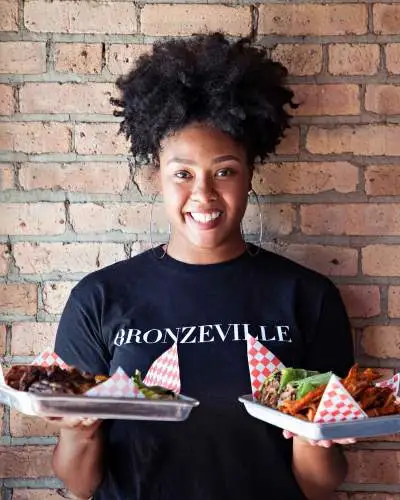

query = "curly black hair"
[112,33,297,166]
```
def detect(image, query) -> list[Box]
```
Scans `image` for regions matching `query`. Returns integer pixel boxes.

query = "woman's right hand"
[45,416,102,435]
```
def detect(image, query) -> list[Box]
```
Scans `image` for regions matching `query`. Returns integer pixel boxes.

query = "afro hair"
[112,33,297,166]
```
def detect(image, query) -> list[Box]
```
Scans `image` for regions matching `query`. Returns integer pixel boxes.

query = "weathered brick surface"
[10,410,58,437]
[141,5,251,36]
[0,0,18,31]
[329,44,380,76]
[25,0,137,34]
[0,445,54,478]
[75,123,129,155]
[0,42,46,74]
[338,285,380,318]
[386,44,400,74]
[12,490,61,500]
[0,164,14,191]
[365,165,400,196]
[346,450,400,483]
[365,85,400,115]
[0,324,6,355]
[0,284,37,316]
[306,125,400,156]
[0,203,65,236]
[388,286,400,318]
[373,4,400,35]
[271,44,322,76]
[362,245,400,277]
[0,122,71,154]
[253,162,358,195]
[259,4,367,36]
[107,44,152,75]
[42,281,76,314]
[292,84,359,116]
[14,242,126,274]
[55,43,102,74]
[20,83,115,114]
[0,84,16,115]
[11,322,57,355]
[19,162,129,194]
[361,326,400,359]
[244,204,295,236]
[275,127,300,155]
[0,244,10,275]
[301,204,400,236]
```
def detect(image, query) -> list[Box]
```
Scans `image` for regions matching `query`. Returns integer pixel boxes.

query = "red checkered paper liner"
[314,374,367,423]
[32,347,69,369]
[247,335,285,397]
[375,373,400,395]
[85,367,136,398]
[143,343,181,394]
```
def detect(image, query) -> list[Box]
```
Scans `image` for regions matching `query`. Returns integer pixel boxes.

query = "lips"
[186,211,223,229]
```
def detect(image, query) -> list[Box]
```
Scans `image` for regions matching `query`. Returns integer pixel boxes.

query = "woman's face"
[158,123,252,263]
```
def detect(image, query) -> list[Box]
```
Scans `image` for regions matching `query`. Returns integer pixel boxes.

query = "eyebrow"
[166,155,241,166]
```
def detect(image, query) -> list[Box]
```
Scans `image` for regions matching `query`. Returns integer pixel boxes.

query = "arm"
[292,438,347,500]
[52,419,104,499]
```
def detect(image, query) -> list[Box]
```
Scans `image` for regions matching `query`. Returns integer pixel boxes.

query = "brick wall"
[0,1,400,498]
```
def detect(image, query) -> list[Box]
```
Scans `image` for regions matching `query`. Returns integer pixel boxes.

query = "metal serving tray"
[0,384,199,421]
[239,394,400,440]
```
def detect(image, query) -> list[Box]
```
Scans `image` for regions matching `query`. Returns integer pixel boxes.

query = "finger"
[283,430,294,439]
[80,418,99,427]
[334,438,357,445]
[317,440,332,448]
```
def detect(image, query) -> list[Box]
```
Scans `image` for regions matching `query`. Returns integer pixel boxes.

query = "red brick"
[75,123,129,155]
[11,322,57,356]
[0,0,18,31]
[338,285,380,318]
[55,43,102,74]
[301,204,400,236]
[306,125,400,156]
[0,244,10,276]
[365,165,400,196]
[14,242,125,274]
[0,84,15,115]
[244,204,294,236]
[275,127,300,155]
[0,405,4,435]
[42,281,76,314]
[0,324,6,355]
[253,162,358,195]
[346,450,400,483]
[12,490,61,500]
[388,286,400,318]
[267,244,358,277]
[25,0,137,34]
[0,42,46,74]
[365,85,400,115]
[386,44,400,75]
[271,44,322,76]
[259,4,367,36]
[362,245,400,276]
[361,326,400,359]
[0,445,54,478]
[108,44,152,75]
[19,162,129,194]
[10,409,58,437]
[292,84,360,116]
[0,122,71,154]
[0,164,14,190]
[348,494,400,500]
[141,5,251,37]
[0,203,65,236]
[329,44,380,76]
[133,165,159,196]
[20,83,115,114]
[0,284,37,315]
[374,4,400,35]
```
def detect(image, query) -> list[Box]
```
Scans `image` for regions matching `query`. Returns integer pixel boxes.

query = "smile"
[190,211,222,223]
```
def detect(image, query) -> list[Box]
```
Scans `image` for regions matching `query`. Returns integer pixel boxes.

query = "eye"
[174,170,192,179]
[216,168,235,177]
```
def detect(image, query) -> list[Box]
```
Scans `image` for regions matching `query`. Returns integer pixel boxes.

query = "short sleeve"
[55,286,110,375]
[304,281,354,378]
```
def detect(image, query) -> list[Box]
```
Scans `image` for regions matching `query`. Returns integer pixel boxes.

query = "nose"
[191,175,217,203]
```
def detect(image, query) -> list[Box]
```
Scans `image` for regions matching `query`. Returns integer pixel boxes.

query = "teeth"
[191,212,221,223]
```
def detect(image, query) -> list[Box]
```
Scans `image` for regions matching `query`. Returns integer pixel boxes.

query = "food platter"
[239,394,400,440]
[0,383,199,421]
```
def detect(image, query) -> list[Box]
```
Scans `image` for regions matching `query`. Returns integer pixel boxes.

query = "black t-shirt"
[55,246,354,500]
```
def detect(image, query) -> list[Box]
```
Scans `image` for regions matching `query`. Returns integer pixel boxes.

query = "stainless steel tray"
[0,384,199,421]
[239,394,400,440]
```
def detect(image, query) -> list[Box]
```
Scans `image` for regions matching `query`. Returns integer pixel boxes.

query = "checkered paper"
[375,373,400,395]
[85,367,136,398]
[144,343,181,394]
[247,335,285,397]
[32,348,69,369]
[314,374,367,423]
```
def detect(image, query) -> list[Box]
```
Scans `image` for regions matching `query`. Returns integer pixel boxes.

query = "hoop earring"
[246,189,263,257]
[149,192,170,259]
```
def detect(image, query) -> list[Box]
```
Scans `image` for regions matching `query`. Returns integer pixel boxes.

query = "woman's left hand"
[283,430,356,448]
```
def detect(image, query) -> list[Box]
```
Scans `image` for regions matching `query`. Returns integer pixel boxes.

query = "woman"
[52,33,354,500]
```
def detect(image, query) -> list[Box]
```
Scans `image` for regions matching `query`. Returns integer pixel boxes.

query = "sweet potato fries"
[278,365,400,421]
